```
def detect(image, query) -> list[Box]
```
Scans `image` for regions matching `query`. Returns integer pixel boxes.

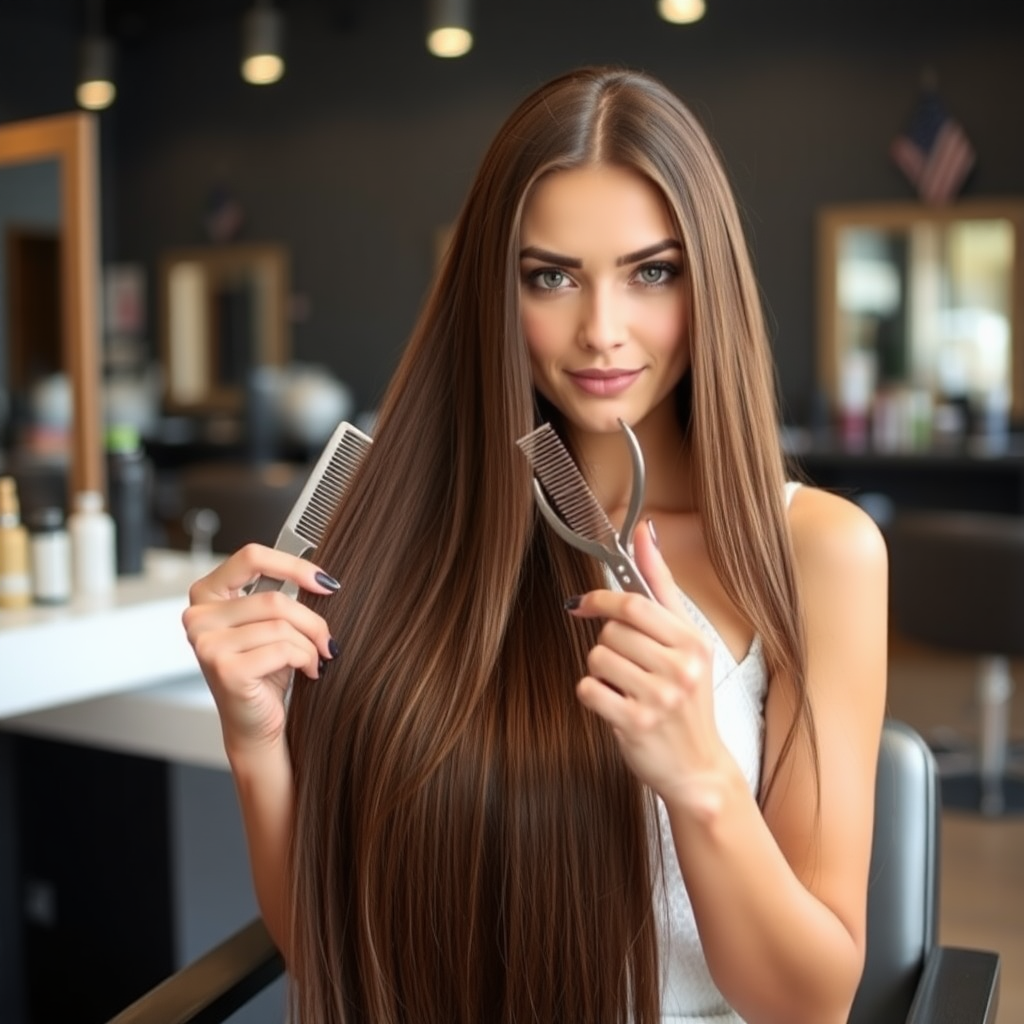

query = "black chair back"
[850,720,939,1024]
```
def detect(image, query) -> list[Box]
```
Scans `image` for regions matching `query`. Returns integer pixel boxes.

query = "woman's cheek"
[520,305,551,358]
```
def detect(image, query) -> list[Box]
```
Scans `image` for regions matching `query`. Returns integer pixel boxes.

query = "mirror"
[817,199,1024,430]
[159,243,290,414]
[0,112,103,503]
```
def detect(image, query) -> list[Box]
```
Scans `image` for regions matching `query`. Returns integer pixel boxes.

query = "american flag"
[890,90,975,205]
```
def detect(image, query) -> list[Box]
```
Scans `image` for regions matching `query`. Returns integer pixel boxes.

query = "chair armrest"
[105,917,285,1024]
[905,946,1001,1024]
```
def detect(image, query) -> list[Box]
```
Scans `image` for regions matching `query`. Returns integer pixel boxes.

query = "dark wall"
[0,1,78,123]
[3,0,1024,422]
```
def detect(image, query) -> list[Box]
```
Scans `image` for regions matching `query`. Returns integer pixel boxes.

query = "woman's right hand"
[182,543,341,758]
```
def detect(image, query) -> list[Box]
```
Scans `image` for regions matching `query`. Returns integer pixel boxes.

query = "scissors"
[523,418,654,599]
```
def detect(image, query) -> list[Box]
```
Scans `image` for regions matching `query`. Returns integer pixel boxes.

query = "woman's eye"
[530,268,568,291]
[635,262,678,286]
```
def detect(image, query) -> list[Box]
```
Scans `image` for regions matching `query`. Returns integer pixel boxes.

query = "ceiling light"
[76,0,116,110]
[242,1,285,85]
[77,34,116,109]
[658,0,706,24]
[427,0,473,58]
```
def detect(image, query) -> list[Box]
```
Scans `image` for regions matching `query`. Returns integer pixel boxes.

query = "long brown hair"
[286,66,808,1024]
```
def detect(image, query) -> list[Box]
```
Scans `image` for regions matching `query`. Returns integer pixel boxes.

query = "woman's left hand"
[567,520,728,808]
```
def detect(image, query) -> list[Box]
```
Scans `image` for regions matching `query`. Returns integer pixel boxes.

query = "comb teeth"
[516,424,617,544]
[293,431,373,546]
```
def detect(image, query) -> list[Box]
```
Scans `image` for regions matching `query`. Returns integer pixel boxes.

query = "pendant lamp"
[242,0,286,84]
[657,0,706,24]
[427,0,473,58]
[76,0,116,110]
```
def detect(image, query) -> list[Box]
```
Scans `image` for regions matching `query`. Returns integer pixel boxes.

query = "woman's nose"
[578,285,626,352]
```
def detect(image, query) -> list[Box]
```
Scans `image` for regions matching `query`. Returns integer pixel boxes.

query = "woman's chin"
[562,408,635,437]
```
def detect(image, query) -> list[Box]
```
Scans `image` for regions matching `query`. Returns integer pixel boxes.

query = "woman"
[184,66,887,1024]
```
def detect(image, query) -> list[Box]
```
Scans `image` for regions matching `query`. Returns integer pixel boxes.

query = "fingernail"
[315,570,341,591]
[646,517,660,550]
[317,658,327,677]
[328,637,340,659]
[563,595,582,611]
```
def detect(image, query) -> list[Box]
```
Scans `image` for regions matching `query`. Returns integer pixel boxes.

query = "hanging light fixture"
[427,0,473,58]
[242,0,285,85]
[76,0,116,110]
[657,0,706,24]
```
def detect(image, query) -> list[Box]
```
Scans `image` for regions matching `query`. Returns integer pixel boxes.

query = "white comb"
[248,421,373,595]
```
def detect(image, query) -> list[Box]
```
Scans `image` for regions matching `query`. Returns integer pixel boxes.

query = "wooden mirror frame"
[0,111,103,501]
[817,198,1024,421]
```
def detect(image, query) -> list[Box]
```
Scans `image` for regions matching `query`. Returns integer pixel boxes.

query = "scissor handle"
[617,418,646,550]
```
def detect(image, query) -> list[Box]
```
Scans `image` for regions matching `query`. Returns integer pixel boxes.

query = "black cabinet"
[6,736,174,1024]
[786,436,1024,516]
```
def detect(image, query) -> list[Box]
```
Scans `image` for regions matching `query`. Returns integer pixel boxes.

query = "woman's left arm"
[573,490,888,1024]
[685,489,888,1024]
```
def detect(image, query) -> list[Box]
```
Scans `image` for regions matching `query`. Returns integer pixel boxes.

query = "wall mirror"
[817,199,1024,423]
[159,243,290,413]
[0,111,102,502]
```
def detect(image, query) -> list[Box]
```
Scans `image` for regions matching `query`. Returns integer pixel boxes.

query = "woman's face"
[519,163,690,437]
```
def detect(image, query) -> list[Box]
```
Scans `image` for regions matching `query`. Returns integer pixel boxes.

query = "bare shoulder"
[778,483,889,725]
[786,484,888,581]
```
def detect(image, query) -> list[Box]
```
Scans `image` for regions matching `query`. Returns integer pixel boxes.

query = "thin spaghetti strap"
[784,480,802,507]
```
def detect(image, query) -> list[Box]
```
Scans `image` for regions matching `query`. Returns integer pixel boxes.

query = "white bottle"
[68,490,117,597]
[29,506,72,605]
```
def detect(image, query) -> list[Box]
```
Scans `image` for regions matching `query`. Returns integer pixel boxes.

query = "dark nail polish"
[317,658,327,676]
[646,517,660,549]
[328,637,340,659]
[315,570,341,591]
[563,595,582,611]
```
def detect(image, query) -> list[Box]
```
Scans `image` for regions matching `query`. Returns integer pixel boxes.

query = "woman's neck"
[568,396,693,518]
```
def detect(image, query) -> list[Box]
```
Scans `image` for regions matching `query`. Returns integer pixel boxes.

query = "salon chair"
[105,721,999,1024]
[887,510,1024,816]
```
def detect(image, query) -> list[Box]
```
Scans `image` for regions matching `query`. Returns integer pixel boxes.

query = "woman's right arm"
[181,544,340,961]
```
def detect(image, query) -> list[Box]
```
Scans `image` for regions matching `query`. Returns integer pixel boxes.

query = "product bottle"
[0,475,31,609]
[29,506,72,605]
[106,424,151,575]
[68,490,117,597]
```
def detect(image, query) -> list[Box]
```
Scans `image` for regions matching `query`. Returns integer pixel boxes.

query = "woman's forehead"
[519,165,677,251]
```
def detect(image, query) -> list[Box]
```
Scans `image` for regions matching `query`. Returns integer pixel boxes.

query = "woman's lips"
[568,369,643,397]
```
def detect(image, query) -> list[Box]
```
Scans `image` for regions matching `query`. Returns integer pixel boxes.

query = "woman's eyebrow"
[519,245,582,268]
[615,239,682,266]
[519,239,682,269]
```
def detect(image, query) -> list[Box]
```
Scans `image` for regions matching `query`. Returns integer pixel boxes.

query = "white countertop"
[0,548,219,722]
[6,675,227,769]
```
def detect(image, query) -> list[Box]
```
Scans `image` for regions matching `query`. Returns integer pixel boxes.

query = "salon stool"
[887,510,1024,816]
